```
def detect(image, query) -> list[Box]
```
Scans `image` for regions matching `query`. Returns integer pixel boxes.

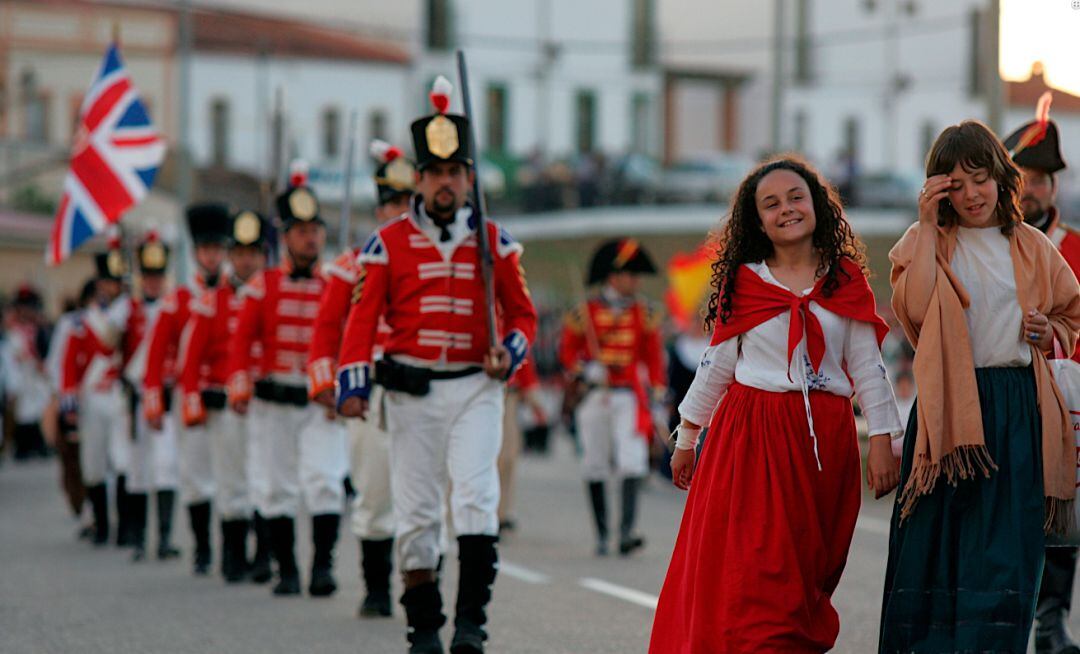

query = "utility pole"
[176,0,192,283]
[985,0,1004,133]
[770,0,785,153]
[536,0,555,157]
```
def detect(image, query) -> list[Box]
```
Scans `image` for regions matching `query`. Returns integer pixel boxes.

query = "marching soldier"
[308,140,414,617]
[144,204,231,574]
[227,165,348,598]
[1004,94,1080,654]
[119,232,181,562]
[559,238,666,557]
[179,209,269,583]
[337,76,538,654]
[1,285,50,460]
[60,244,131,546]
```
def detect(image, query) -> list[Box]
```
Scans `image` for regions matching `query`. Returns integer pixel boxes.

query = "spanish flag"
[665,241,716,332]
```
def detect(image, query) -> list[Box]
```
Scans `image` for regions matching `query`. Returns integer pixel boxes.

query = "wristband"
[674,424,702,451]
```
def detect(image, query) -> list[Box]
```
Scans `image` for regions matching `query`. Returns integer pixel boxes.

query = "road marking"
[579,577,658,609]
[856,515,891,536]
[499,561,550,584]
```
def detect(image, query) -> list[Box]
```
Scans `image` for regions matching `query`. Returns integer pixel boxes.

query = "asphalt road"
[0,432,1067,653]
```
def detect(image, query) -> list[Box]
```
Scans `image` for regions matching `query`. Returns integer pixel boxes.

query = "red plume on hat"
[1011,91,1053,155]
[106,226,122,251]
[143,229,160,244]
[288,159,309,188]
[429,75,453,115]
[369,139,403,164]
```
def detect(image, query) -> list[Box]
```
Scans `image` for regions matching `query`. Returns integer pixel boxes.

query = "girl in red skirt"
[649,156,904,654]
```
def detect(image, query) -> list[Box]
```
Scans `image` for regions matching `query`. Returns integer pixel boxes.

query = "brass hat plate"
[384,158,416,190]
[234,211,261,244]
[107,250,126,277]
[425,115,459,160]
[288,188,318,221]
[141,242,166,269]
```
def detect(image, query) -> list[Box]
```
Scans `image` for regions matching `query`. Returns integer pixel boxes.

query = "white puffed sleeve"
[677,336,739,428]
[843,320,904,439]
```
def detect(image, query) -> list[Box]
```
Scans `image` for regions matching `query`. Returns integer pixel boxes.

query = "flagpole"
[176,0,193,284]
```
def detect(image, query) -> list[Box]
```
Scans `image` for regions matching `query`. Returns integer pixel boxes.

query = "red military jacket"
[179,278,255,424]
[1048,212,1080,362]
[336,205,537,400]
[143,274,214,420]
[226,258,326,403]
[61,303,121,396]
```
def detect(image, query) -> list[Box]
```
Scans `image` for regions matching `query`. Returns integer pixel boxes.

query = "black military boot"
[309,513,340,597]
[249,512,273,584]
[359,538,393,617]
[155,490,181,560]
[618,477,646,556]
[188,501,212,575]
[115,475,133,547]
[587,481,609,556]
[86,483,109,546]
[402,580,446,654]
[269,516,301,596]
[450,535,499,654]
[1036,547,1080,654]
[128,492,149,562]
[224,519,250,583]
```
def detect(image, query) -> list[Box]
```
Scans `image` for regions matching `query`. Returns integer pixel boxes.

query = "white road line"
[579,577,658,610]
[499,561,550,584]
[856,515,891,536]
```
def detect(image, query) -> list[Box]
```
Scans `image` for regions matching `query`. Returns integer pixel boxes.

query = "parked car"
[659,153,755,204]
[606,153,662,205]
[850,171,923,208]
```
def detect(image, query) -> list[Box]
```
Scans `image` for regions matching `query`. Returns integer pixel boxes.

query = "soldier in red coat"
[61,246,129,546]
[559,239,667,557]
[307,140,413,618]
[179,209,268,583]
[337,76,538,654]
[121,232,181,562]
[143,203,231,575]
[227,168,348,598]
[1004,93,1080,654]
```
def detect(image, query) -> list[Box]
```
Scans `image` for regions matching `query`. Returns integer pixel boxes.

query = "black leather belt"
[253,379,309,407]
[201,388,227,410]
[375,358,482,397]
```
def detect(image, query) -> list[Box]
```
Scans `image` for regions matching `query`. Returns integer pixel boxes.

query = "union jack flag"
[47,43,166,266]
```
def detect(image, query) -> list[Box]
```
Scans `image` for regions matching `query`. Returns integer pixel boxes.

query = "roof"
[1007,64,1080,114]
[191,7,410,65]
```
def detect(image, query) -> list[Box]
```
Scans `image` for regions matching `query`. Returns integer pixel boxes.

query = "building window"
[322,107,341,159]
[794,0,813,84]
[631,0,657,68]
[920,120,937,164]
[20,69,50,143]
[369,110,387,142]
[843,116,860,164]
[426,0,453,51]
[210,97,229,167]
[793,109,808,153]
[968,8,984,97]
[575,90,597,153]
[630,92,650,154]
[485,83,508,154]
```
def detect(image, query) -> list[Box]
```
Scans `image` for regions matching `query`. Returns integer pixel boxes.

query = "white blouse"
[950,227,1031,368]
[678,262,904,456]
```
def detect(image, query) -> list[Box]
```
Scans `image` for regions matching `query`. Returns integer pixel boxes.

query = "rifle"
[456,49,498,349]
[337,109,359,252]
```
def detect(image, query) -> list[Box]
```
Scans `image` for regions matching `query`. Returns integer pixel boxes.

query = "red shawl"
[710,258,888,373]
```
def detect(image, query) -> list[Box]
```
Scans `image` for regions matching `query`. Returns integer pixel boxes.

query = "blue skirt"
[879,366,1046,653]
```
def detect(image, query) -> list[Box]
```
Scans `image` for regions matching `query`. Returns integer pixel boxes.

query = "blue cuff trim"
[503,330,528,380]
[336,363,371,409]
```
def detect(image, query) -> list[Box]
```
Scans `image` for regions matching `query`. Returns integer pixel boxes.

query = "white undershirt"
[950,226,1031,368]
[678,262,903,444]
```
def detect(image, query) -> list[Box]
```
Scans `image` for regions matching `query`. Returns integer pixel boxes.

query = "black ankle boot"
[155,490,180,559]
[309,513,340,597]
[269,516,300,596]
[359,538,393,617]
[225,519,250,583]
[587,481,608,556]
[128,492,148,562]
[450,535,498,654]
[618,477,645,556]
[115,475,132,547]
[402,581,446,653]
[249,512,273,584]
[187,501,212,575]
[87,483,109,546]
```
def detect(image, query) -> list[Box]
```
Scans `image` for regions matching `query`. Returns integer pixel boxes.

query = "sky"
[1000,0,1080,95]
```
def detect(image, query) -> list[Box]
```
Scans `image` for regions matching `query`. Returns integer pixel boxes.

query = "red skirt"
[649,383,861,654]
